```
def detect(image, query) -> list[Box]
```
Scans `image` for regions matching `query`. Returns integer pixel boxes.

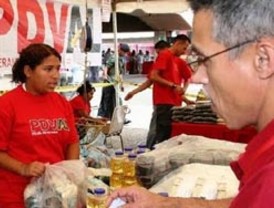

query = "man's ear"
[254,41,274,79]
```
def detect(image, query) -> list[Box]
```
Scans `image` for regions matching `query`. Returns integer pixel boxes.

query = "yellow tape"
[0,80,143,95]
[54,82,115,93]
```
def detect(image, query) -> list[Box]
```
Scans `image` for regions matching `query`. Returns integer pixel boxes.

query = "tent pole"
[83,0,89,101]
[112,1,120,107]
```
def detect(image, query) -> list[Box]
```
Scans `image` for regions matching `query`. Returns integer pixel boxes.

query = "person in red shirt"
[70,81,107,139]
[107,0,274,208]
[70,81,95,119]
[149,35,192,147]
[70,80,107,123]
[0,43,80,208]
[125,40,193,149]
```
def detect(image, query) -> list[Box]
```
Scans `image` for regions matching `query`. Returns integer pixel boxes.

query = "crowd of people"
[102,47,153,75]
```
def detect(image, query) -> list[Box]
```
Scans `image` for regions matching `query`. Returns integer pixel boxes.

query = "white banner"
[0,0,102,75]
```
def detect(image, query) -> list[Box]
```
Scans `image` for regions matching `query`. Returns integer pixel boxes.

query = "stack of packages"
[136,134,245,188]
[172,102,219,124]
[150,163,239,200]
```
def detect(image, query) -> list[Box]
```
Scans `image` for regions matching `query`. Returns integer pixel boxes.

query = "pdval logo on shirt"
[29,118,69,135]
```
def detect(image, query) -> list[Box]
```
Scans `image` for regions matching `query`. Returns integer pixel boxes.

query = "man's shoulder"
[158,49,171,56]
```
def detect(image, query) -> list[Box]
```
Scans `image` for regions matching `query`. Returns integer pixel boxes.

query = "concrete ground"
[90,74,202,130]
[91,74,153,130]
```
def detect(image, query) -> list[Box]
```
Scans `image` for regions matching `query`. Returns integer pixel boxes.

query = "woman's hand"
[21,161,46,177]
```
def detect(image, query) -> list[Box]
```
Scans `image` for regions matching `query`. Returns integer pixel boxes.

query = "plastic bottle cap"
[124,147,133,151]
[115,151,124,156]
[128,153,137,158]
[94,188,106,195]
[137,150,145,154]
[138,144,146,148]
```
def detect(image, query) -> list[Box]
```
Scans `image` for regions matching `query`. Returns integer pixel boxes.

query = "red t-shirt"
[230,120,274,207]
[175,56,192,82]
[0,85,78,207]
[152,49,191,106]
[70,94,91,119]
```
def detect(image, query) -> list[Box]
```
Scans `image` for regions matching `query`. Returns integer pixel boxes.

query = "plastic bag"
[24,160,87,208]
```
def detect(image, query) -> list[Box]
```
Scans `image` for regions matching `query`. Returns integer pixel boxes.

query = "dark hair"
[12,43,61,83]
[187,0,274,56]
[119,43,130,53]
[172,34,191,44]
[154,40,170,50]
[77,81,95,95]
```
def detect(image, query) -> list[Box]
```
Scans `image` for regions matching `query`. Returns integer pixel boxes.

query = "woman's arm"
[65,142,80,160]
[0,151,45,177]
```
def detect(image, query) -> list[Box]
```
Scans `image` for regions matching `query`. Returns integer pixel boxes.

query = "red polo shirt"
[230,120,274,207]
[152,50,191,106]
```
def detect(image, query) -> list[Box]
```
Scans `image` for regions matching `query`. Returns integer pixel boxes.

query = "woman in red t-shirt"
[0,43,80,207]
[70,81,107,140]
[70,81,107,124]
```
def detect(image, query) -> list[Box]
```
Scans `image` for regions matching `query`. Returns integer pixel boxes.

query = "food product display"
[150,163,239,200]
[136,134,245,188]
[172,102,220,124]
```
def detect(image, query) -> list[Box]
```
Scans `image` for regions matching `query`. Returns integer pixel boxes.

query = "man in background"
[149,35,192,148]
[124,40,171,149]
[98,43,129,120]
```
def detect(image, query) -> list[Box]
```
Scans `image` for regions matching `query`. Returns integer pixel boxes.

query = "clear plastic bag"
[24,160,87,208]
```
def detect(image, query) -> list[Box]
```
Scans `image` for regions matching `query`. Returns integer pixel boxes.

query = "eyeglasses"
[187,40,255,72]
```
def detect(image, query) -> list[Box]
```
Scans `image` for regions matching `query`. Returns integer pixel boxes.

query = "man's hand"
[106,186,232,208]
[107,186,166,208]
[124,92,135,101]
[174,85,185,95]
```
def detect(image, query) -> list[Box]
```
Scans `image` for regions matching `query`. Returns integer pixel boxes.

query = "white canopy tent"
[54,0,191,104]
[110,0,190,104]
[114,0,189,13]
[56,0,189,13]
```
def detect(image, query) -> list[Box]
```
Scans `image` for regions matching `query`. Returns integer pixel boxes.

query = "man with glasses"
[107,0,274,207]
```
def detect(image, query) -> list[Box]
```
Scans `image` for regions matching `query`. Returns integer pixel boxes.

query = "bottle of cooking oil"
[110,151,124,189]
[86,188,107,208]
[123,153,138,187]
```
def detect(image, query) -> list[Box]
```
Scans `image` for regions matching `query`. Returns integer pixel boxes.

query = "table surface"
[171,122,257,144]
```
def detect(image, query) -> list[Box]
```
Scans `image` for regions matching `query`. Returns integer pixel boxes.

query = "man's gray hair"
[188,0,274,50]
